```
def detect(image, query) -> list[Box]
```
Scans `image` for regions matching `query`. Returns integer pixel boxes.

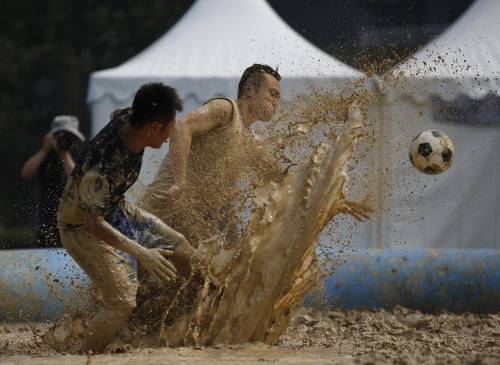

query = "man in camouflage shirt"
[58,83,194,353]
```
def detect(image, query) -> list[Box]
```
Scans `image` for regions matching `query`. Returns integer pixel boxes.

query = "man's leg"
[60,229,138,353]
[79,300,134,353]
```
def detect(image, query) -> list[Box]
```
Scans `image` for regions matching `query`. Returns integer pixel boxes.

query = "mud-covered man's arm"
[83,210,178,283]
[120,200,197,276]
[121,200,191,249]
[156,99,234,198]
[80,171,178,283]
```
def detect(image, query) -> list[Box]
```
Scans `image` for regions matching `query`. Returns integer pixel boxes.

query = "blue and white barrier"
[0,248,90,321]
[1,248,499,321]
[323,249,500,313]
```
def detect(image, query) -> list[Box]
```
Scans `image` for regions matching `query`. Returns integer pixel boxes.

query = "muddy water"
[2,307,499,364]
[127,92,375,347]
[10,87,498,365]
[3,90,375,355]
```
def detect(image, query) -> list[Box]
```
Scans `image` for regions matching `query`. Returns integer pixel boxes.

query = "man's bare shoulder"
[181,98,234,134]
[200,98,234,122]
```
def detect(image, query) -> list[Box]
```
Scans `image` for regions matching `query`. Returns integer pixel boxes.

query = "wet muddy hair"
[131,82,183,128]
[237,64,281,99]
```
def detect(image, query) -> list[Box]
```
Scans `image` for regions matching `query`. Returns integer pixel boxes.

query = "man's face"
[147,118,175,149]
[251,73,281,121]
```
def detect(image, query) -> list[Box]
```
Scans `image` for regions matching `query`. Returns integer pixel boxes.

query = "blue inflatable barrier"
[1,248,499,321]
[323,249,500,313]
[0,248,90,321]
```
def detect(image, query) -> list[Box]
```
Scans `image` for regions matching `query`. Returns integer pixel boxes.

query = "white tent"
[87,0,363,184]
[372,0,500,249]
[392,0,500,101]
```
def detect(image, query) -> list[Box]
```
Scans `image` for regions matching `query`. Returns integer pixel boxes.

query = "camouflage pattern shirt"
[58,108,143,230]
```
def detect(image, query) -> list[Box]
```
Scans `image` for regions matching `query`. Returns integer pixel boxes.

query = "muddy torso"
[147,98,251,245]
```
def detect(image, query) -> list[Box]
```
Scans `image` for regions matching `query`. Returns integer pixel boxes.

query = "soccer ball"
[409,130,454,175]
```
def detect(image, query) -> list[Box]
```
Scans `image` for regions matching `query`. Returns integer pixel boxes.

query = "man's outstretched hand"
[137,247,178,284]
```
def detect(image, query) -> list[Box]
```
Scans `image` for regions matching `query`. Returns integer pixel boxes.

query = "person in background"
[20,115,85,247]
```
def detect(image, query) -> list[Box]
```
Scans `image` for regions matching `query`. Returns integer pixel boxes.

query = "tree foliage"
[0,0,193,243]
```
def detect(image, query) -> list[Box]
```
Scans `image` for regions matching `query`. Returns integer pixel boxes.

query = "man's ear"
[150,121,164,132]
[242,84,255,98]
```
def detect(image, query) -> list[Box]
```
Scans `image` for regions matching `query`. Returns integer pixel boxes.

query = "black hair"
[131,82,183,128]
[237,64,281,99]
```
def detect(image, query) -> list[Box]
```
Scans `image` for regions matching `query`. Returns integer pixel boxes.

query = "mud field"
[2,306,499,365]
[2,85,499,365]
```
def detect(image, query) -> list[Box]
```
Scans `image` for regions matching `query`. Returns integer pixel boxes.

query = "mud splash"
[131,92,374,347]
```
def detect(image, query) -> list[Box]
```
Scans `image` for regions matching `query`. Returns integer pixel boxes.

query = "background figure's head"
[50,115,85,155]
[237,64,281,122]
[131,82,183,148]
[53,131,84,155]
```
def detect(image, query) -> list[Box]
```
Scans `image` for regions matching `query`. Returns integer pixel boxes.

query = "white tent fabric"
[391,0,500,102]
[87,0,363,185]
[370,0,500,250]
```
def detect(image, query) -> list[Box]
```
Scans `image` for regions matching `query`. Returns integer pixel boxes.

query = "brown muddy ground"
[2,306,499,365]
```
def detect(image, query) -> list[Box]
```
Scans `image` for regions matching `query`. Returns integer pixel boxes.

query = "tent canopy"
[391,0,500,101]
[371,1,500,250]
[87,0,364,185]
[88,0,363,108]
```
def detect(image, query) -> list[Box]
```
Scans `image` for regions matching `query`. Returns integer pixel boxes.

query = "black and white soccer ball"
[409,130,454,175]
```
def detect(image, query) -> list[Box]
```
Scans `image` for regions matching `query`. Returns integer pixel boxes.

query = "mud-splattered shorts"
[60,206,175,310]
[60,228,138,311]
